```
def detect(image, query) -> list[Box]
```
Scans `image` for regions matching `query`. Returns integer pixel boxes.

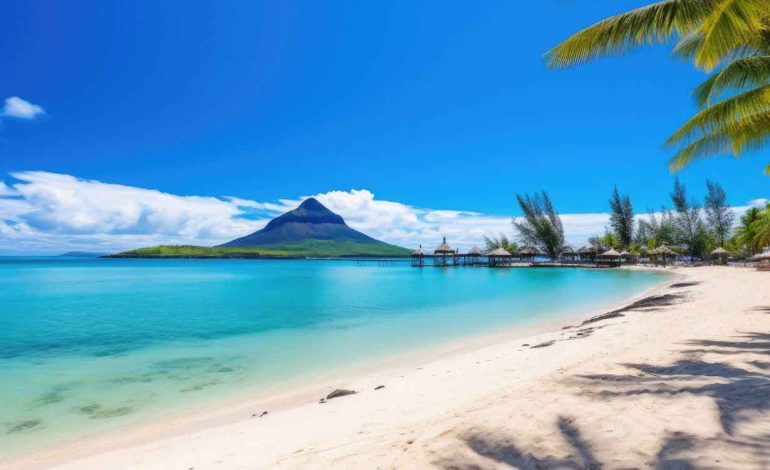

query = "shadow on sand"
[439,323,770,468]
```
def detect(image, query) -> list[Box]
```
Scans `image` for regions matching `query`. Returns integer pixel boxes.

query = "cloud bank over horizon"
[0,171,765,255]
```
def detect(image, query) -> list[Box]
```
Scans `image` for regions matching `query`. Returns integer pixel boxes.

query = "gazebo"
[577,246,597,263]
[433,237,454,267]
[753,251,770,271]
[466,246,483,266]
[620,249,631,264]
[598,248,622,267]
[486,247,512,267]
[560,246,577,263]
[652,245,677,266]
[518,246,539,263]
[411,245,425,267]
[710,247,729,265]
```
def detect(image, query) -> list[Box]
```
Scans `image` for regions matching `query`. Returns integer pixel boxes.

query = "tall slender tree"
[670,178,709,256]
[704,179,735,246]
[513,191,565,259]
[608,187,635,248]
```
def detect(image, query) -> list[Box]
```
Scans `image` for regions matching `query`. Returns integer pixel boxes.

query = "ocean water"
[0,258,668,456]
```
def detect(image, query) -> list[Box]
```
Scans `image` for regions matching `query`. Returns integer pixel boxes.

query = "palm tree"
[733,206,764,253]
[546,0,770,175]
[752,203,770,248]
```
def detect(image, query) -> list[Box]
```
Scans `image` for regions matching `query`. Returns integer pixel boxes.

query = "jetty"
[410,238,708,269]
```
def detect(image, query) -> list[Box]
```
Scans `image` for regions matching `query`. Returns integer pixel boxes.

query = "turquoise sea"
[0,258,668,457]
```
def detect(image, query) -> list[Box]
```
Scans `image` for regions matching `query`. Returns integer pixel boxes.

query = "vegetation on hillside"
[546,0,770,175]
[110,240,411,259]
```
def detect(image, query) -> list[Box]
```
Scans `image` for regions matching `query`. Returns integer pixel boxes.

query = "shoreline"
[2,266,678,468]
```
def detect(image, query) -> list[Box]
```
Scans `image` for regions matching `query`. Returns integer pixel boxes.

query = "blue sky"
[0,1,767,253]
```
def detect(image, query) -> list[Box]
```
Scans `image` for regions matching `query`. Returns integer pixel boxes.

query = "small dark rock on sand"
[374,385,385,390]
[531,341,555,349]
[326,389,356,400]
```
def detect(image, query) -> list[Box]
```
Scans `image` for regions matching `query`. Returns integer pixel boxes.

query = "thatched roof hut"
[620,250,631,258]
[434,237,454,255]
[518,246,539,256]
[411,245,424,257]
[486,247,512,257]
[467,246,483,256]
[561,246,575,255]
[710,247,729,256]
[600,249,621,257]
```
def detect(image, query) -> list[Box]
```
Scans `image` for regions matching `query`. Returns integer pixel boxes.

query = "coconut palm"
[546,0,770,175]
[733,206,764,253]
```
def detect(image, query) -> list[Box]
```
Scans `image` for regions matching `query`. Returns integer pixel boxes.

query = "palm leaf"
[693,55,770,106]
[545,0,718,68]
[669,111,770,169]
[692,0,770,70]
[667,84,770,144]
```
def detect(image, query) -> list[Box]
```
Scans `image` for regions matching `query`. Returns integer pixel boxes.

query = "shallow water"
[0,258,667,456]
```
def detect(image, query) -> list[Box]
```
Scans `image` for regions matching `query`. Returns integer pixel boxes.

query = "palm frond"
[667,84,770,144]
[693,0,770,70]
[669,111,770,170]
[693,55,770,107]
[545,0,717,68]
[672,31,704,59]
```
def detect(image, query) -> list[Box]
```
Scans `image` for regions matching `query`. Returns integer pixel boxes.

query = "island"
[108,198,411,259]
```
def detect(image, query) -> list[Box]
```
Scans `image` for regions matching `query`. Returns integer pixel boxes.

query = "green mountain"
[110,198,410,258]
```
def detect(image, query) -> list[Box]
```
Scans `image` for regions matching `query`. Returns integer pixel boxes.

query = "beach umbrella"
[710,247,729,256]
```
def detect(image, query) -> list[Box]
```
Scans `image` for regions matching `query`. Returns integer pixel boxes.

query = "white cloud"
[2,96,46,120]
[0,181,16,196]
[0,171,764,255]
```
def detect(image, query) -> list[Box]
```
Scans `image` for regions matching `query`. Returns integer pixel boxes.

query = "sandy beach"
[7,266,770,469]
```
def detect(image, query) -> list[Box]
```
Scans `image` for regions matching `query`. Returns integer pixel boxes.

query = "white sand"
[7,266,770,469]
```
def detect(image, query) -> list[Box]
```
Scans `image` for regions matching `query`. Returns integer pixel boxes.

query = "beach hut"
[466,246,483,266]
[486,247,512,267]
[433,237,454,267]
[577,246,597,263]
[518,246,539,263]
[560,246,577,263]
[710,247,729,265]
[598,248,622,268]
[411,245,425,267]
[652,245,676,266]
[620,249,631,264]
[754,251,770,271]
